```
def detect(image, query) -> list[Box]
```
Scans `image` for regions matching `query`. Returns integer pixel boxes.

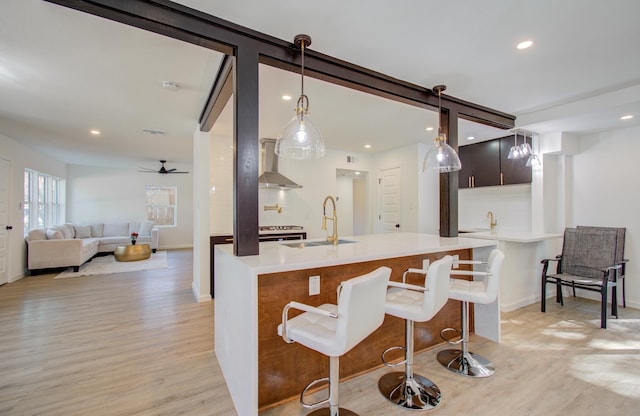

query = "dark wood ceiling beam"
[199,55,233,131]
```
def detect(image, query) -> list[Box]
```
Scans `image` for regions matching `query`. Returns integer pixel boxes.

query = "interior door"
[379,167,402,233]
[0,158,11,285]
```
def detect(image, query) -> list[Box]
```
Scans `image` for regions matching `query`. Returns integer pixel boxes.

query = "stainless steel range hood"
[259,138,302,189]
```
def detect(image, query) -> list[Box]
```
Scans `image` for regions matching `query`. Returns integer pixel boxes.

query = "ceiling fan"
[139,160,189,174]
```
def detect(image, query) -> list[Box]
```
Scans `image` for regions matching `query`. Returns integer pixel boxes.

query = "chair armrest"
[388,281,428,292]
[450,270,490,277]
[281,301,337,343]
[454,260,486,265]
[401,267,427,283]
[540,257,561,265]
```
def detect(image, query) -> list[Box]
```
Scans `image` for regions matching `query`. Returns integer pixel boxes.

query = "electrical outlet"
[309,275,320,296]
[453,254,460,268]
[422,259,430,270]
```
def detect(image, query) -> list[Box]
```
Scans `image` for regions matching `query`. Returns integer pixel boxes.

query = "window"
[24,169,65,233]
[145,186,177,227]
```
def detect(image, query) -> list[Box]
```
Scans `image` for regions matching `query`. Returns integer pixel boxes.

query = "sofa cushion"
[99,236,132,245]
[26,228,47,242]
[90,223,104,238]
[46,227,64,240]
[103,223,129,237]
[61,224,75,239]
[138,221,154,237]
[74,224,92,239]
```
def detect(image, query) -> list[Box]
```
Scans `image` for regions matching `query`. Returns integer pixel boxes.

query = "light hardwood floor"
[2,250,639,415]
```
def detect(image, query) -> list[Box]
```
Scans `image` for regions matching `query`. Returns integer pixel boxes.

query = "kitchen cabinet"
[458,136,531,188]
[458,139,501,188]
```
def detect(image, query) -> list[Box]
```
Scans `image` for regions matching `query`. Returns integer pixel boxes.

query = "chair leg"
[623,277,626,308]
[378,319,442,410]
[541,276,547,312]
[305,356,359,416]
[611,285,618,318]
[437,301,495,377]
[601,285,608,329]
[556,278,564,306]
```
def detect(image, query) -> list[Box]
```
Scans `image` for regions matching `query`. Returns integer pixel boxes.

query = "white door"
[0,158,11,285]
[378,167,402,233]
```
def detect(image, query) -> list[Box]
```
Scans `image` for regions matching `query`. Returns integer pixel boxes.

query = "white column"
[192,126,212,302]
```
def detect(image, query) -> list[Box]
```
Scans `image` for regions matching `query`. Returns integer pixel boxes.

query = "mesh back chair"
[540,226,627,328]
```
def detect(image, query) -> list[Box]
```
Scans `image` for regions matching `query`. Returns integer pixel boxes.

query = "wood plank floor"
[2,249,639,415]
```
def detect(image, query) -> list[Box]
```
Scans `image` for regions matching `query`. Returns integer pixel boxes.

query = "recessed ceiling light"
[90,129,101,136]
[364,144,371,149]
[621,114,634,120]
[355,171,361,175]
[467,136,475,141]
[426,126,434,131]
[517,40,533,50]
[282,95,292,101]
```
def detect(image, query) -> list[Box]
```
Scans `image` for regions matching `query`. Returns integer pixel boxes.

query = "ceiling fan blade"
[138,167,157,172]
[166,168,177,172]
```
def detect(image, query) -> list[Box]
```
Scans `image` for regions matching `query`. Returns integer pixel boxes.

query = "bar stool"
[378,256,453,410]
[278,266,391,416]
[437,249,504,377]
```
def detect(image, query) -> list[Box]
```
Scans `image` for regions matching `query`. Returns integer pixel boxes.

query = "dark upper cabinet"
[499,137,532,185]
[458,135,531,188]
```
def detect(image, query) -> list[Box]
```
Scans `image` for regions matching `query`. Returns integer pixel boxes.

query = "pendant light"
[508,130,523,159]
[275,34,325,160]
[526,132,541,167]
[519,132,532,157]
[423,85,462,173]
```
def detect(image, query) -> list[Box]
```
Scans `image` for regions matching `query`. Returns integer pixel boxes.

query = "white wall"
[0,133,67,281]
[458,185,532,231]
[67,163,194,249]
[569,125,640,308]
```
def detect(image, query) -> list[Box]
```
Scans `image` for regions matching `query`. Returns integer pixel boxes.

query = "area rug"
[55,251,168,278]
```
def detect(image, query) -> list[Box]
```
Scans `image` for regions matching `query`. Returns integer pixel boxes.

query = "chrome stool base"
[436,349,495,378]
[378,371,442,410]
[307,408,358,416]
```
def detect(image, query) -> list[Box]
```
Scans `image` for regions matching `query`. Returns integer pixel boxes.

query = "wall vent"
[346,155,359,164]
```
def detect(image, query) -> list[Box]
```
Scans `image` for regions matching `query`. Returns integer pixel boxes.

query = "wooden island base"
[257,249,472,410]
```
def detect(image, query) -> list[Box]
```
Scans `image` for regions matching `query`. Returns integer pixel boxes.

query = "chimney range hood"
[258,138,302,189]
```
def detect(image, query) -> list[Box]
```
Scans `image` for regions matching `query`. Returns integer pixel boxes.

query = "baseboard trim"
[192,280,212,303]
[160,244,193,250]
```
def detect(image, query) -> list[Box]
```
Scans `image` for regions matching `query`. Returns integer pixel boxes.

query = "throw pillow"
[90,223,104,238]
[138,221,154,237]
[74,224,92,239]
[103,223,129,237]
[26,228,47,242]
[61,223,75,239]
[46,228,64,240]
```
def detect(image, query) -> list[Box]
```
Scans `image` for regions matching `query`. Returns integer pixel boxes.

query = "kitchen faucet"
[487,211,497,231]
[322,196,338,245]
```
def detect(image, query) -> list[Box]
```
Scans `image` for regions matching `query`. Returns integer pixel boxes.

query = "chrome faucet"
[487,211,497,230]
[322,196,338,245]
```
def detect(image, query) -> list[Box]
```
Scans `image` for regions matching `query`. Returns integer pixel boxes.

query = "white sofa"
[25,222,159,273]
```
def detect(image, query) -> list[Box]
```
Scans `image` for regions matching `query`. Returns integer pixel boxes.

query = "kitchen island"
[214,233,496,416]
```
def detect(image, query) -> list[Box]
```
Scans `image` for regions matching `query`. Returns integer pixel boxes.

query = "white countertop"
[215,232,497,274]
[459,230,563,243]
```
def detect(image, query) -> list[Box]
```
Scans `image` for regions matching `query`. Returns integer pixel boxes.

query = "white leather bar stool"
[378,256,453,410]
[437,249,504,377]
[278,266,391,416]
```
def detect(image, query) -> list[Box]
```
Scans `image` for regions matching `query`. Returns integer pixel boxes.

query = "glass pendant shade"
[507,144,522,159]
[526,154,541,167]
[423,134,462,173]
[276,112,325,160]
[519,142,532,157]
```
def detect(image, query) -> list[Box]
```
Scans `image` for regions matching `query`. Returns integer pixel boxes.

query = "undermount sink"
[281,239,357,248]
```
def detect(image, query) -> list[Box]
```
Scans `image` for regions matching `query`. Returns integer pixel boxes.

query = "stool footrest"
[440,327,463,345]
[300,377,330,409]
[381,345,406,367]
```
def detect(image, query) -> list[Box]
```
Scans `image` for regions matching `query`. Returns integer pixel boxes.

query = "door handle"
[5,225,12,230]
[395,224,400,228]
